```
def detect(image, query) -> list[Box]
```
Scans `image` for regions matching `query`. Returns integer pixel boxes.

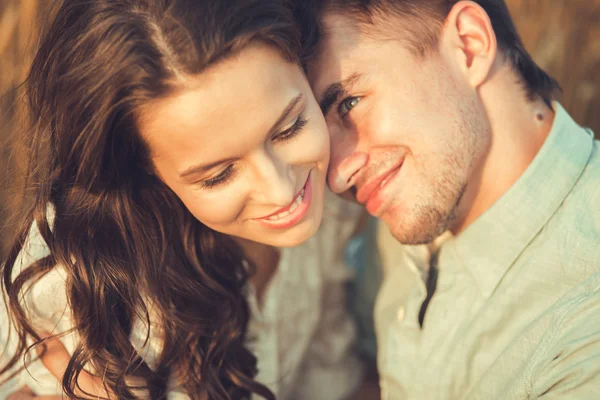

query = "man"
[299,0,600,398]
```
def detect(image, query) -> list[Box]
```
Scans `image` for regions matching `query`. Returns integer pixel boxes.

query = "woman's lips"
[255,172,313,229]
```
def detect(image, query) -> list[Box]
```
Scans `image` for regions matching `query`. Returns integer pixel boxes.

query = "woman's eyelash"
[272,115,308,143]
[198,115,308,189]
[200,164,236,189]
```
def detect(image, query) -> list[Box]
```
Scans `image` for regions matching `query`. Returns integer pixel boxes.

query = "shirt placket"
[384,269,428,400]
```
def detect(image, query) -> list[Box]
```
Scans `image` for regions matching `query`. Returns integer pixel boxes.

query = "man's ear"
[440,1,497,88]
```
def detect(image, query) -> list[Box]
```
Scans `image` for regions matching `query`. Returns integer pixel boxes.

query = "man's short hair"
[296,0,560,105]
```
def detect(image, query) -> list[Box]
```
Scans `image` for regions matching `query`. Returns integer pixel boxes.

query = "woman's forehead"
[137,42,307,166]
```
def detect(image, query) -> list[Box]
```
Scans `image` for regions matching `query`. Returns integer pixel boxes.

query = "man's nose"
[326,124,369,194]
[327,151,369,194]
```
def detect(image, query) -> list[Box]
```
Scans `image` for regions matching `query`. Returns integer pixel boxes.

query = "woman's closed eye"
[272,114,308,143]
[200,164,237,189]
[338,96,361,118]
[199,114,307,189]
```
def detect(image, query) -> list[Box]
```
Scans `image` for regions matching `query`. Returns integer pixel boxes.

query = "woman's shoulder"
[21,267,70,331]
[13,209,71,331]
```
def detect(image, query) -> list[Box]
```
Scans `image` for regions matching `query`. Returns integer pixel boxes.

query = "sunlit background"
[1,0,599,259]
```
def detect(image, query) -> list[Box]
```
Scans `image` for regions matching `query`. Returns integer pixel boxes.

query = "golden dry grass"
[507,0,600,135]
[0,1,599,256]
[0,0,45,258]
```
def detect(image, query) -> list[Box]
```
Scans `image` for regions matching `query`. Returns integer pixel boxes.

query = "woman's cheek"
[308,103,331,158]
[282,121,330,166]
[180,187,248,227]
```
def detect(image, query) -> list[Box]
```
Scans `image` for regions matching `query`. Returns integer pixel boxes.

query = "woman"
[0,0,363,398]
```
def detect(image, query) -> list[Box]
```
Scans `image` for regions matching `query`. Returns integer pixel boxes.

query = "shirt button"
[397,307,406,321]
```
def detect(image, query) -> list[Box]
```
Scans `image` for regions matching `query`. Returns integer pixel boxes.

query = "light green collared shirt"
[375,103,600,399]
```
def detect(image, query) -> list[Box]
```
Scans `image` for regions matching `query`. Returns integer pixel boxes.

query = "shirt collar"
[445,103,595,298]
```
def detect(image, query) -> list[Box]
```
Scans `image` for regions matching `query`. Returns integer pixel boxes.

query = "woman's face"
[138,42,330,247]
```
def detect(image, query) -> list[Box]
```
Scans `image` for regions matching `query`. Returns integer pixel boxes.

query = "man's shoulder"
[530,271,600,379]
[576,136,600,189]
[521,271,600,363]
[550,137,600,258]
[565,136,599,214]
[465,272,600,399]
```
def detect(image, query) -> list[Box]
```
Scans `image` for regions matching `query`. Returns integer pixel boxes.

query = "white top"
[0,191,364,399]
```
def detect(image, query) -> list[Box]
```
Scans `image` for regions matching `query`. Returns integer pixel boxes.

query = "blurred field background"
[0,0,599,259]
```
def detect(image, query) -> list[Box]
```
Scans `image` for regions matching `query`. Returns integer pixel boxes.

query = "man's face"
[308,13,491,244]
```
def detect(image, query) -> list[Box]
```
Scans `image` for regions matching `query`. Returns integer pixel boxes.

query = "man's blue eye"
[339,97,360,117]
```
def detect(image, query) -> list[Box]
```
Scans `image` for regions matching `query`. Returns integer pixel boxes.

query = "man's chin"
[383,208,451,245]
[389,227,440,245]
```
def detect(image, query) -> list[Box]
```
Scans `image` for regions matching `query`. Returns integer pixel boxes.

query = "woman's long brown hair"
[1,0,302,398]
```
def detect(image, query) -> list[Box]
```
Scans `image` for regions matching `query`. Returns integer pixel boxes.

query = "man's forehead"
[322,12,362,46]
[307,12,363,100]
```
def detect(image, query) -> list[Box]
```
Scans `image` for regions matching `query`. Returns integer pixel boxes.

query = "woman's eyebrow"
[179,157,238,179]
[267,93,304,135]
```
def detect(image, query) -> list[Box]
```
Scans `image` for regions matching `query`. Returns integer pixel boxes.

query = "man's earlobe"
[445,1,497,88]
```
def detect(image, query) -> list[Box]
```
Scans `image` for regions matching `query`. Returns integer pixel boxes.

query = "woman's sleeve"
[0,289,28,396]
[0,223,76,397]
[0,220,172,397]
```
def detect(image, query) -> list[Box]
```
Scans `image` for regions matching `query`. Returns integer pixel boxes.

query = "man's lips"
[355,161,404,205]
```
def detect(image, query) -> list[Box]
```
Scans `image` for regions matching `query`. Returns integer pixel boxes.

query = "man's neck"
[452,68,555,234]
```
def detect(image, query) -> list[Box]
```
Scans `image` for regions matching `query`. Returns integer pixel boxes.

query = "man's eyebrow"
[318,73,363,116]
[179,93,304,180]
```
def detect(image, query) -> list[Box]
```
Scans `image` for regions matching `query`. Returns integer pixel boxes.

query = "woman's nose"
[250,151,296,206]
